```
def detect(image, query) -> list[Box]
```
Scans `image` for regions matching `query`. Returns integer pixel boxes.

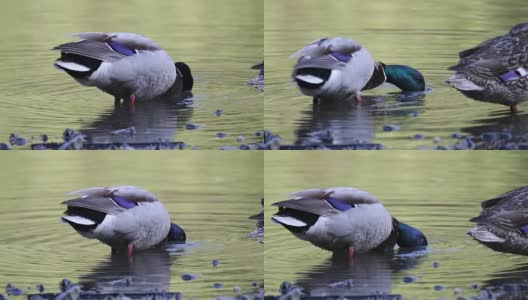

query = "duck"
[271,187,427,257]
[467,185,528,255]
[290,37,425,103]
[446,23,528,114]
[248,62,264,91]
[53,32,194,110]
[60,186,186,256]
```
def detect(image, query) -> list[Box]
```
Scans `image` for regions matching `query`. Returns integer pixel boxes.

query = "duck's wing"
[67,186,158,203]
[290,37,363,59]
[53,40,126,63]
[72,32,162,51]
[471,186,528,230]
[272,198,341,217]
[61,196,127,215]
[449,36,528,79]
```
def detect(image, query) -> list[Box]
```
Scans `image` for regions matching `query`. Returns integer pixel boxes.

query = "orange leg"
[127,244,134,257]
[354,94,362,104]
[129,94,136,112]
[510,104,519,114]
[347,246,354,259]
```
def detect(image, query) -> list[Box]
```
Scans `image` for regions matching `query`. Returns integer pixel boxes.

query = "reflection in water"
[79,248,178,293]
[294,93,425,145]
[80,94,194,144]
[461,112,528,137]
[295,250,427,297]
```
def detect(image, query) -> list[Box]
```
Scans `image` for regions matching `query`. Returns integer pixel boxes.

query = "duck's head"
[167,222,186,243]
[397,221,428,249]
[175,62,194,91]
[383,64,426,92]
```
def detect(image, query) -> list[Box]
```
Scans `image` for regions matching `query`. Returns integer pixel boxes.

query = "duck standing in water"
[271,187,427,258]
[290,37,425,103]
[468,186,528,255]
[446,23,528,114]
[53,32,194,111]
[60,186,186,257]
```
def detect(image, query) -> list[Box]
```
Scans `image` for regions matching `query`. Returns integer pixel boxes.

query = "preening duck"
[291,37,425,103]
[468,186,528,255]
[61,186,186,256]
[271,187,427,257]
[446,23,528,113]
[53,32,193,110]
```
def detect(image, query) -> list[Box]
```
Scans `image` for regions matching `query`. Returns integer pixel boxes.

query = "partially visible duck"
[291,37,425,103]
[60,186,186,256]
[468,186,528,255]
[446,23,528,113]
[53,32,193,110]
[271,187,427,257]
[248,62,264,91]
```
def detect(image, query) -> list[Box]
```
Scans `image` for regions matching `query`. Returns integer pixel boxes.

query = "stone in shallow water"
[237,136,245,143]
[36,284,45,293]
[212,283,224,289]
[471,283,479,289]
[232,286,241,294]
[215,109,223,117]
[0,143,11,150]
[403,276,417,283]
[216,132,227,138]
[432,262,440,268]
[175,292,183,300]
[0,293,6,300]
[181,273,198,281]
[433,285,444,291]
[211,260,219,267]
[59,279,72,293]
[185,124,200,130]
[453,287,461,295]
[413,134,425,140]
[382,124,400,132]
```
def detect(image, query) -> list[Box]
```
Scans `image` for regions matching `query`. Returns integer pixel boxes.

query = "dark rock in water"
[232,286,241,294]
[7,288,23,296]
[0,143,11,150]
[0,293,6,300]
[175,292,183,300]
[59,279,73,293]
[236,136,245,143]
[403,276,417,283]
[185,124,200,130]
[216,132,227,138]
[212,283,224,289]
[412,134,425,140]
[181,273,198,281]
[451,133,462,139]
[36,284,45,293]
[432,262,440,268]
[211,260,219,267]
[251,282,258,287]
[215,110,223,117]
[433,137,441,144]
[471,283,479,289]
[9,133,26,146]
[433,285,444,291]
[254,131,262,137]
[40,134,48,142]
[382,124,400,132]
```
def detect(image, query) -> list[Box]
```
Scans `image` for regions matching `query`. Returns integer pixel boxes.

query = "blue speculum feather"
[326,198,355,211]
[107,41,136,56]
[111,195,137,209]
[329,51,351,63]
[519,224,528,234]
[498,70,520,82]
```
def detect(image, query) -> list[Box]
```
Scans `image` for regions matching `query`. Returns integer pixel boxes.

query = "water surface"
[264,0,528,149]
[0,0,263,149]
[264,152,528,298]
[0,152,263,298]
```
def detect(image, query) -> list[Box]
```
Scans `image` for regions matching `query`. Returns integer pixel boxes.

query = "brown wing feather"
[272,198,340,217]
[53,40,125,62]
[61,196,126,215]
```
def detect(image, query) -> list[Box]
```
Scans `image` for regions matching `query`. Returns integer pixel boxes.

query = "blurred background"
[264,0,528,149]
[0,151,263,298]
[0,0,263,149]
[265,151,528,298]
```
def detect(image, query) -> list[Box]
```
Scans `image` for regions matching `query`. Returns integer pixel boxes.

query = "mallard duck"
[291,37,425,103]
[271,187,427,257]
[53,32,194,110]
[468,186,528,255]
[60,186,186,256]
[446,23,528,113]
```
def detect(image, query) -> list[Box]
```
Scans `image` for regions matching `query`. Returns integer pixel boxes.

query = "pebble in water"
[211,260,219,267]
[59,279,73,292]
[433,262,440,268]
[9,133,27,146]
[471,283,479,289]
[451,133,462,139]
[212,283,224,289]
[175,292,183,300]
[185,124,200,130]
[433,285,444,291]
[216,132,227,138]
[382,124,400,132]
[215,110,223,117]
[237,136,245,143]
[232,286,241,294]
[181,274,198,281]
[254,131,262,137]
[40,134,48,142]
[0,143,11,150]
[403,276,417,283]
[453,288,462,295]
[413,134,425,140]
[433,137,441,144]
[0,293,6,300]
[36,284,45,293]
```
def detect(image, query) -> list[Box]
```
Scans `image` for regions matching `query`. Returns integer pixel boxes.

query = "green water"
[0,0,263,149]
[264,151,528,298]
[0,152,263,298]
[264,0,528,149]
